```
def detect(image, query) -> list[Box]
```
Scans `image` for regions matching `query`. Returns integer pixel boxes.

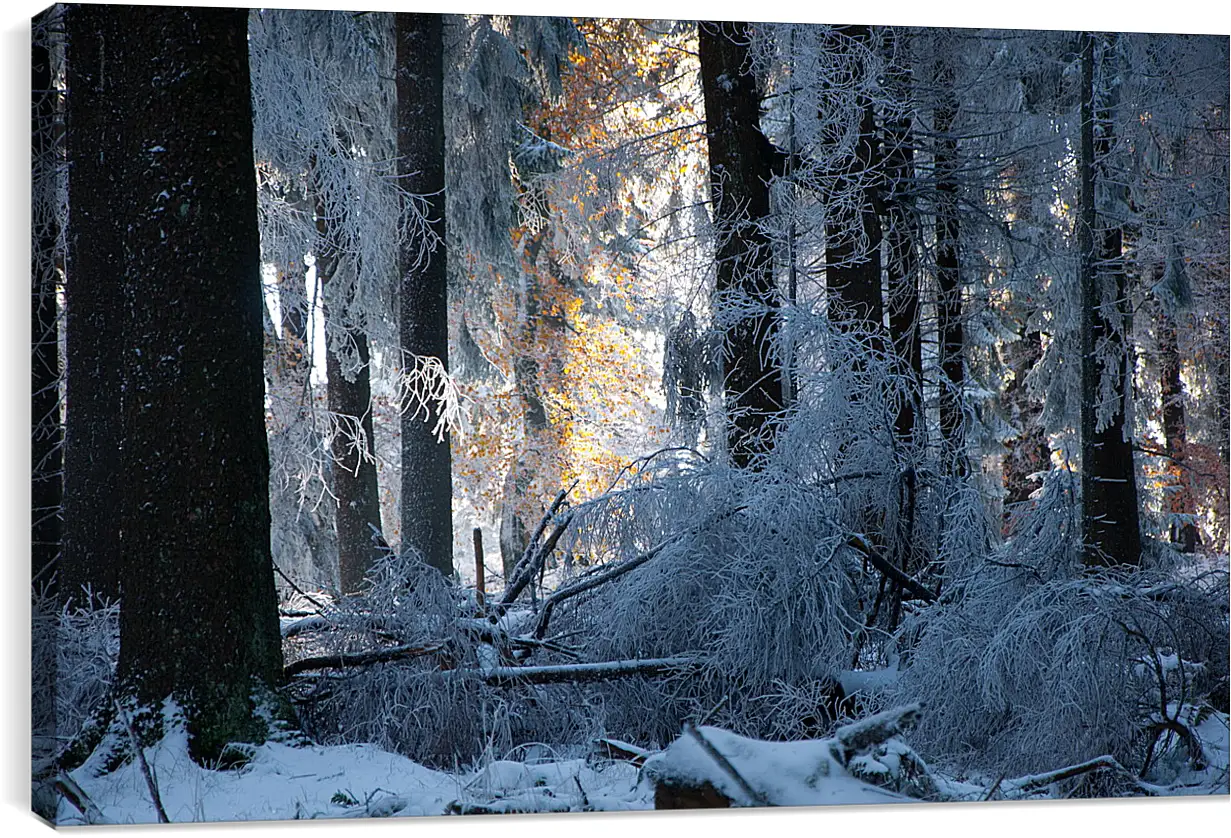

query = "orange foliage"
[451,19,701,537]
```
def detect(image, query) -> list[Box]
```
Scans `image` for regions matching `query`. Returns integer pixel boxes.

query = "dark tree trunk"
[882,34,924,623]
[933,55,966,480]
[61,4,124,604]
[325,323,384,592]
[1078,33,1142,568]
[698,20,783,469]
[312,174,385,593]
[1157,307,1199,553]
[79,5,285,761]
[32,11,62,600]
[397,13,454,577]
[824,26,884,345]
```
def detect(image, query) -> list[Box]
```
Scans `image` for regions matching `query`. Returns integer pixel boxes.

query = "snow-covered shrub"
[32,590,120,758]
[890,493,1229,782]
[547,458,865,743]
[288,549,599,767]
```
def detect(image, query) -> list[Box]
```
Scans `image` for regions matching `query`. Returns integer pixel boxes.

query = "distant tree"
[698,20,783,468]
[880,29,925,620]
[397,12,454,576]
[932,51,967,480]
[1078,32,1142,567]
[65,4,286,760]
[311,163,385,592]
[822,26,884,347]
[249,9,404,592]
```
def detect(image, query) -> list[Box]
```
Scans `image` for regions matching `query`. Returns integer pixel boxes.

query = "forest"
[30,1,1230,825]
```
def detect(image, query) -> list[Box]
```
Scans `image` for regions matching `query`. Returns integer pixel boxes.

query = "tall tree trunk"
[397,13,454,576]
[882,33,924,623]
[79,5,285,761]
[312,171,385,593]
[933,54,966,480]
[1078,32,1142,568]
[1157,306,1199,553]
[824,26,884,345]
[698,20,783,469]
[61,5,124,605]
[325,323,384,591]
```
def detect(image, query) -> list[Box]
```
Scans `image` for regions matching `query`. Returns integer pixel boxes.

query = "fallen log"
[591,737,654,767]
[833,702,922,762]
[647,706,927,809]
[1000,755,1162,797]
[284,642,445,678]
[55,772,110,825]
[478,656,698,687]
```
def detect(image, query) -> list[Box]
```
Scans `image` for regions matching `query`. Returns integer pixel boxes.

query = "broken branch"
[533,533,681,639]
[848,535,937,604]
[478,656,697,687]
[284,642,445,678]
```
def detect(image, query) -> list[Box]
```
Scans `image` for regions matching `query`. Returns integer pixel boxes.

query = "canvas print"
[30,1,1230,826]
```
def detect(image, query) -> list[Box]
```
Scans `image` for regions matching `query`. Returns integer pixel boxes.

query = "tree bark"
[396,12,454,577]
[881,32,924,618]
[62,4,124,604]
[1078,33,1142,568]
[698,20,783,468]
[1157,305,1198,553]
[80,5,285,761]
[933,54,966,480]
[311,168,385,593]
[824,26,884,346]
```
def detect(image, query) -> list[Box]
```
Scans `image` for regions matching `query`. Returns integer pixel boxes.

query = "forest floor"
[54,702,1229,825]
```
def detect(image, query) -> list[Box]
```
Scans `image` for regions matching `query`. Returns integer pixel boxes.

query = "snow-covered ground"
[57,729,651,825]
[56,699,1228,826]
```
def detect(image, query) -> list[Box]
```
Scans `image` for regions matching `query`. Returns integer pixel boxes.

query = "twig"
[273,561,329,613]
[533,533,680,639]
[115,701,169,824]
[698,693,731,726]
[682,723,770,807]
[500,487,574,608]
[1001,755,1158,797]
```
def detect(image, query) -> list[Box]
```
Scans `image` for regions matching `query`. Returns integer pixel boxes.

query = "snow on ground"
[58,727,651,825]
[56,702,1231,824]
[645,725,912,807]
